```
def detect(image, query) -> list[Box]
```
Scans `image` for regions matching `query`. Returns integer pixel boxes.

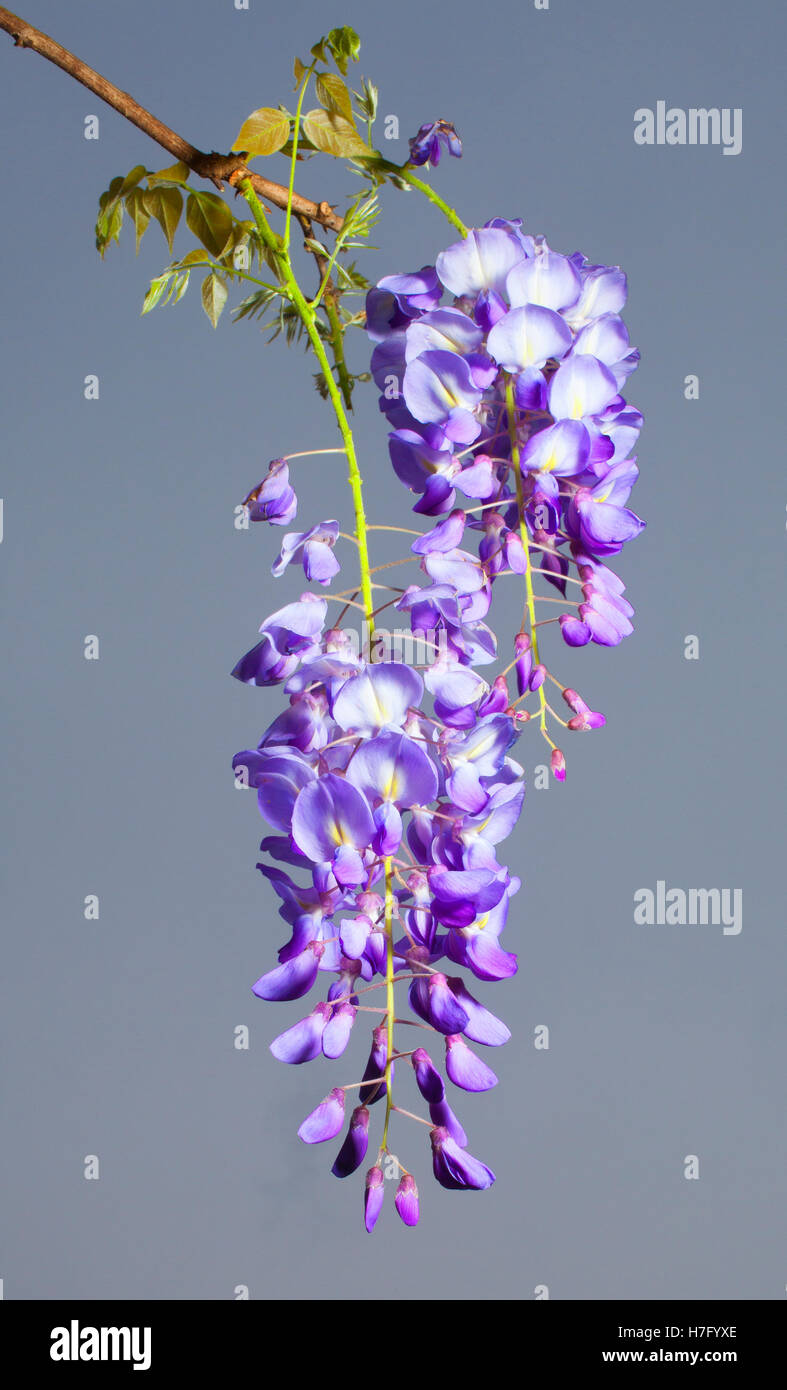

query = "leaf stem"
[240,180,375,630]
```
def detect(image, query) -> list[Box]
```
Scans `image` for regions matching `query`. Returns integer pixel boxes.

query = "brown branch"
[0,6,344,232]
[295,211,354,409]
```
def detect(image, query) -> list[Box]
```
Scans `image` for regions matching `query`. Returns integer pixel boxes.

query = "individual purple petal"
[454,453,497,499]
[445,1034,499,1091]
[487,304,572,372]
[436,228,526,299]
[559,614,593,646]
[366,266,441,341]
[428,1098,468,1147]
[446,977,511,1046]
[475,288,508,332]
[426,663,488,728]
[303,536,341,584]
[230,634,295,687]
[339,914,373,960]
[345,730,439,810]
[567,264,627,328]
[411,508,466,554]
[372,800,403,855]
[333,663,424,735]
[364,1166,385,1232]
[359,1023,392,1105]
[513,366,548,410]
[331,1105,370,1178]
[272,521,340,586]
[405,308,483,363]
[430,1126,496,1191]
[256,764,314,833]
[403,350,483,443]
[463,928,518,982]
[506,251,581,311]
[322,1002,357,1059]
[411,1047,446,1103]
[388,428,456,497]
[291,773,375,864]
[252,941,323,1001]
[394,1174,420,1227]
[269,1002,330,1064]
[297,1087,346,1143]
[445,714,518,777]
[548,354,620,421]
[427,972,472,1034]
[521,420,590,477]
[332,844,367,887]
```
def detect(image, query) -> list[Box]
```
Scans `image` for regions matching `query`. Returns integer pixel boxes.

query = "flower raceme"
[232,218,645,1231]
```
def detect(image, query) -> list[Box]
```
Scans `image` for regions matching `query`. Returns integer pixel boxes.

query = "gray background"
[1,0,784,1300]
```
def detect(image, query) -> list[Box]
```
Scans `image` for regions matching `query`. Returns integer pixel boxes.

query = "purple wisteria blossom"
[408,120,462,166]
[231,200,644,1231]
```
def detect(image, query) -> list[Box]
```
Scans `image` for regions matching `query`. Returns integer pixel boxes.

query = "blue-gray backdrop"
[1,0,784,1299]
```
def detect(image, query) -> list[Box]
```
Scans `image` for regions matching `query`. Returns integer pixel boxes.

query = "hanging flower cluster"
[232,207,644,1230]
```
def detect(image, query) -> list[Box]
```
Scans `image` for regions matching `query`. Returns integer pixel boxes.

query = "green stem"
[284,66,314,251]
[505,376,547,735]
[240,180,375,630]
[397,168,468,237]
[369,157,468,237]
[380,855,395,1152]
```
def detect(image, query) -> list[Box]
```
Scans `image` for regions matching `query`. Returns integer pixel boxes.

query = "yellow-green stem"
[506,376,547,734]
[284,66,314,251]
[397,168,468,237]
[241,180,375,630]
[380,855,395,1151]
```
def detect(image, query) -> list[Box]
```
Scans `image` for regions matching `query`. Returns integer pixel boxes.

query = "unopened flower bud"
[364,1165,385,1232]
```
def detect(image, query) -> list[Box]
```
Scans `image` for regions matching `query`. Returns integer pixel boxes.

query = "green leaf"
[177,248,214,269]
[201,272,228,328]
[231,107,291,157]
[325,26,361,74]
[141,273,171,315]
[101,199,124,256]
[125,186,151,253]
[357,78,379,124]
[302,108,369,159]
[171,271,191,306]
[147,160,191,187]
[143,186,183,253]
[315,73,355,126]
[120,164,147,194]
[294,56,307,85]
[186,191,234,258]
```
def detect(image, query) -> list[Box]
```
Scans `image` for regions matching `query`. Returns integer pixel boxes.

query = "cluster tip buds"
[395,1173,420,1227]
[561,686,605,731]
[550,747,566,782]
[364,1165,385,1233]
